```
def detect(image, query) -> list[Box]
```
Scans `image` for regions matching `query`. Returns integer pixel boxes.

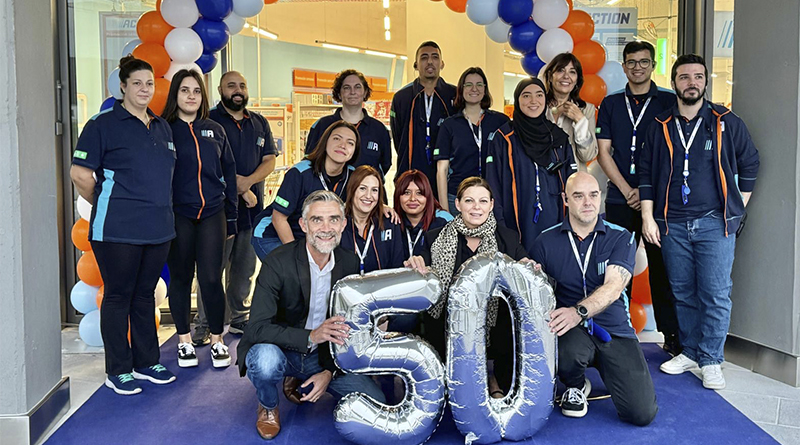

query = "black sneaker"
[192,325,211,346]
[662,333,683,357]
[105,373,142,395]
[178,342,198,368]
[560,379,591,418]
[228,321,248,335]
[211,342,232,368]
[132,364,176,384]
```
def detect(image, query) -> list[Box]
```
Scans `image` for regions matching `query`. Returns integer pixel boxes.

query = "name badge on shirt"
[201,129,215,138]
[256,136,265,147]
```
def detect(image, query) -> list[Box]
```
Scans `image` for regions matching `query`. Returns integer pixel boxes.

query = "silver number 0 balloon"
[330,268,446,445]
[447,253,557,444]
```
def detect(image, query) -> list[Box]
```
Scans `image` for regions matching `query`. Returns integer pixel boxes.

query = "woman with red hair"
[393,170,453,260]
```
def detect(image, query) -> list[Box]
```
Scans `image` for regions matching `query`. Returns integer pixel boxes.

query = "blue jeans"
[661,212,735,367]
[251,235,283,262]
[245,343,387,409]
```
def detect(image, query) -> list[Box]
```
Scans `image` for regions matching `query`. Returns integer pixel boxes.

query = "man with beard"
[237,191,386,440]
[595,40,681,356]
[639,54,760,390]
[531,172,657,425]
[391,41,456,192]
[193,71,277,345]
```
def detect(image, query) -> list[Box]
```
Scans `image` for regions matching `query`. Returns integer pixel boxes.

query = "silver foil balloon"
[447,253,557,444]
[330,268,446,445]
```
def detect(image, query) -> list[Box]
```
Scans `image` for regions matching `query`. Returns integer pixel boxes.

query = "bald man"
[531,172,657,425]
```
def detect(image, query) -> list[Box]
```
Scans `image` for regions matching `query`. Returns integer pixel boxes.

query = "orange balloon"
[136,11,173,45]
[96,285,105,309]
[566,0,573,10]
[77,251,103,287]
[579,74,607,107]
[573,40,606,75]
[71,219,92,252]
[561,10,594,44]
[155,310,161,330]
[156,0,162,11]
[630,302,647,333]
[444,0,467,13]
[264,0,280,4]
[632,267,653,305]
[132,43,170,78]
[149,77,171,115]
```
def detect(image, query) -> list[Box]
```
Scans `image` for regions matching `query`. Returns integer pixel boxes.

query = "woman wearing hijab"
[486,77,577,256]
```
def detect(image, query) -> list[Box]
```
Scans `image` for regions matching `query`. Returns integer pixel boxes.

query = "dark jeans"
[605,203,680,338]
[168,211,226,336]
[661,212,735,367]
[91,240,171,375]
[559,327,658,426]
[245,344,387,409]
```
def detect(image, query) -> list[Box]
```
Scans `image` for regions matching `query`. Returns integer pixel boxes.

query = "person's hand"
[404,255,428,274]
[642,216,661,247]
[383,206,401,225]
[626,188,641,211]
[310,316,350,346]
[236,174,252,195]
[299,370,332,403]
[242,190,258,208]
[520,257,542,271]
[548,307,582,336]
[561,101,585,122]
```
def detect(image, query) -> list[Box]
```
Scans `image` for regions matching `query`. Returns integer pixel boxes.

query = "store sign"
[293,69,316,88]
[316,72,336,89]
[714,12,734,58]
[580,7,638,63]
[369,77,388,92]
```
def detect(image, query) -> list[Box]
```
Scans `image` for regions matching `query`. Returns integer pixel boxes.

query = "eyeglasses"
[463,82,486,89]
[624,59,653,69]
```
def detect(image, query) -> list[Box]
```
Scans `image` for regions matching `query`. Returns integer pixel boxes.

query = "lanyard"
[466,112,485,176]
[424,93,434,164]
[405,227,423,259]
[353,222,375,275]
[567,231,598,300]
[533,164,542,224]
[318,169,350,197]
[675,117,703,205]
[624,95,652,175]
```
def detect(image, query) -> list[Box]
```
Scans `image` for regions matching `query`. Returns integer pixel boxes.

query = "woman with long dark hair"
[161,69,238,369]
[393,169,452,260]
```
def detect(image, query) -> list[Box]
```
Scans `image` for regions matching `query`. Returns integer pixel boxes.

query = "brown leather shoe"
[256,405,280,440]
[282,376,303,405]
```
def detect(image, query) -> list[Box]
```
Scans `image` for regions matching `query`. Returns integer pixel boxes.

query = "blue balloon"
[193,18,230,54]
[196,0,233,22]
[79,310,104,347]
[509,19,543,54]
[99,96,116,112]
[71,281,99,314]
[521,52,546,76]
[498,0,534,26]
[160,263,170,288]
[195,52,219,74]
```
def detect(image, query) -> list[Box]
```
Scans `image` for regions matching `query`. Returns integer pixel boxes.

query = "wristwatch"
[574,304,589,323]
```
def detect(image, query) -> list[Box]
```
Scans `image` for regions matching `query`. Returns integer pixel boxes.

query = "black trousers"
[92,240,171,376]
[559,327,658,426]
[167,211,226,336]
[605,203,680,338]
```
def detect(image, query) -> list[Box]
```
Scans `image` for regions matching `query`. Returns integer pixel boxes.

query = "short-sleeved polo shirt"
[340,216,405,273]
[72,101,176,244]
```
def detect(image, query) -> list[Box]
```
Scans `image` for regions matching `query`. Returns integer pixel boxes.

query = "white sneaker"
[211,342,231,368]
[660,353,698,375]
[702,364,726,390]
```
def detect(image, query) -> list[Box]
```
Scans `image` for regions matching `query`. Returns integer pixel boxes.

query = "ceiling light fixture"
[245,23,278,40]
[365,49,397,58]
[321,42,359,53]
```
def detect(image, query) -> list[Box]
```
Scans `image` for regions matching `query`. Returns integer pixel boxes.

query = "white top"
[304,246,336,351]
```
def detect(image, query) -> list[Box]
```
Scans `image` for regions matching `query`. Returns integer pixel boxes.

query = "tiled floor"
[40,327,800,444]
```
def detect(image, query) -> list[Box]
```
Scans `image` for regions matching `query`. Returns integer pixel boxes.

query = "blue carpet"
[47,334,777,445]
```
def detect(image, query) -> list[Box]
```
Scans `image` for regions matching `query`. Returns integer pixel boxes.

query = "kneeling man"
[238,190,387,440]
[531,172,658,426]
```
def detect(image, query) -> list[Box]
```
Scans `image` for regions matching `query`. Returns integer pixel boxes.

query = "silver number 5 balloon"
[447,253,557,444]
[330,268,446,445]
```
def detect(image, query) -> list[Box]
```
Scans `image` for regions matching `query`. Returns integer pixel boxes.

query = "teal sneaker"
[132,364,176,384]
[105,373,142,395]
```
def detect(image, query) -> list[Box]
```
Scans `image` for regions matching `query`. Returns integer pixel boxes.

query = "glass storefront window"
[712,0,734,107]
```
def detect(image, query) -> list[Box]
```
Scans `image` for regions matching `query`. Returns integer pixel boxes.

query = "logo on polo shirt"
[73,150,88,160]
[596,127,602,134]
[257,137,265,147]
[367,141,379,151]
[437,118,444,126]
[274,196,289,208]
[705,140,712,151]
[201,129,215,138]
[381,229,392,241]
[597,260,609,276]
[167,142,175,151]
[433,149,439,156]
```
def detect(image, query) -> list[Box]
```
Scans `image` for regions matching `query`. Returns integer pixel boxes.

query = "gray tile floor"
[39,327,800,444]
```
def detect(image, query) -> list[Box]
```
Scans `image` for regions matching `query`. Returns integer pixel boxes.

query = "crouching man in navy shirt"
[531,172,657,425]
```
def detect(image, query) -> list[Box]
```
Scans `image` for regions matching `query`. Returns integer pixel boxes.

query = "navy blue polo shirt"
[340,216,405,273]
[400,210,453,258]
[253,160,354,240]
[303,108,392,177]
[531,216,637,338]
[170,118,239,234]
[665,104,723,222]
[209,104,277,230]
[435,110,510,196]
[72,101,175,244]
[596,82,676,204]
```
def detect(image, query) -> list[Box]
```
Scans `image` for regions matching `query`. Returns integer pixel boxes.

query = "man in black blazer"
[238,190,387,440]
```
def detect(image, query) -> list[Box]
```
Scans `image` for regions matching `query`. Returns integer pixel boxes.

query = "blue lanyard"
[675,117,703,205]
[624,95,651,175]
[533,164,542,223]
[424,94,433,164]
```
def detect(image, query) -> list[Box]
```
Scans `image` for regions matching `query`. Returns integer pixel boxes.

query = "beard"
[308,230,341,254]
[676,86,706,106]
[221,92,248,112]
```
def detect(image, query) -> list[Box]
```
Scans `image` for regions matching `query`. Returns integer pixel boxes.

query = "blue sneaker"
[132,364,176,384]
[105,373,142,395]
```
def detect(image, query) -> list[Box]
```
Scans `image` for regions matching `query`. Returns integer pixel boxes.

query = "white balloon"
[76,196,93,221]
[466,0,500,26]
[107,68,122,100]
[536,28,573,63]
[233,0,264,18]
[223,12,246,35]
[121,39,141,58]
[160,0,200,28]
[155,278,168,307]
[164,61,202,82]
[634,243,648,276]
[532,0,570,30]
[598,60,628,95]
[164,28,204,64]
[485,18,511,44]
